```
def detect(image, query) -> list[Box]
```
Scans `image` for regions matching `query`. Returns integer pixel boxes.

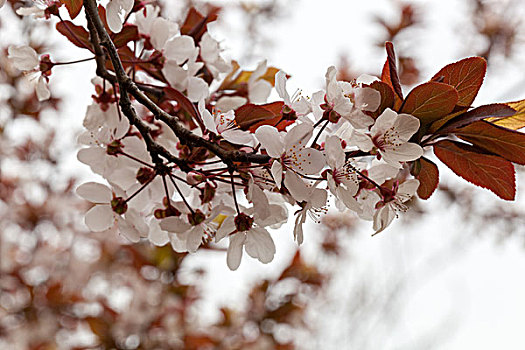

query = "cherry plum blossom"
[255,123,326,188]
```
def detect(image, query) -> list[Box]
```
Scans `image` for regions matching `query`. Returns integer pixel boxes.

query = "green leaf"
[433,140,515,200]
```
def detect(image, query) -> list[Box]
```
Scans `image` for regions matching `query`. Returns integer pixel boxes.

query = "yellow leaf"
[487,99,525,130]
[213,214,228,228]
[219,63,281,91]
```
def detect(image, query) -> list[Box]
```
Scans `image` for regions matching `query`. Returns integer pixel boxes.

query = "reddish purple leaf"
[434,140,515,200]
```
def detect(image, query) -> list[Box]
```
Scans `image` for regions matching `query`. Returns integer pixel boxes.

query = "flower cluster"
[4,1,437,270]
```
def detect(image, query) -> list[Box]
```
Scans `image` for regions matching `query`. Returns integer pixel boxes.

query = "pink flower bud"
[186,171,205,185]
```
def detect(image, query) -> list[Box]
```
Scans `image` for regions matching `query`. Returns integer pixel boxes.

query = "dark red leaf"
[61,0,83,19]
[55,21,93,52]
[431,57,487,108]
[163,87,203,131]
[180,7,220,42]
[368,81,394,118]
[98,5,111,33]
[400,82,458,126]
[454,120,525,165]
[437,104,516,133]
[235,102,290,132]
[381,42,403,104]
[112,24,139,48]
[433,140,515,200]
[413,157,439,199]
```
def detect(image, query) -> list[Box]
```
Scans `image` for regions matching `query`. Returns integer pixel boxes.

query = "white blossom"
[352,108,424,168]
[284,172,327,244]
[373,179,420,233]
[199,99,255,146]
[255,123,325,188]
[7,45,50,101]
[106,0,134,33]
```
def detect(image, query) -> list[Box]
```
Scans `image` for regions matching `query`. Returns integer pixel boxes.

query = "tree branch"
[82,0,271,168]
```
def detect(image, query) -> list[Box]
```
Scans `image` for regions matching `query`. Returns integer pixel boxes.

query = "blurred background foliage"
[2,0,525,349]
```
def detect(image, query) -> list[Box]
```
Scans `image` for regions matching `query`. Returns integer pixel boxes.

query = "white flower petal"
[16,6,45,17]
[106,0,134,33]
[215,96,247,112]
[356,87,381,112]
[162,61,188,90]
[356,74,379,85]
[293,212,306,245]
[186,77,209,102]
[165,35,196,64]
[249,60,267,84]
[275,70,291,106]
[245,228,275,264]
[186,226,204,253]
[160,217,192,233]
[199,99,216,132]
[222,129,255,146]
[106,0,123,33]
[345,110,375,130]
[150,18,175,50]
[227,233,246,270]
[35,76,51,101]
[310,188,328,208]
[216,216,235,242]
[398,179,420,200]
[249,183,271,221]
[35,75,51,101]
[349,130,374,152]
[289,148,325,175]
[248,79,272,104]
[255,125,284,158]
[284,171,309,202]
[76,182,112,203]
[117,216,141,243]
[393,113,421,142]
[371,108,397,136]
[271,161,283,189]
[170,233,188,253]
[283,122,313,150]
[373,205,396,233]
[85,204,114,232]
[325,135,345,169]
[368,163,399,184]
[337,187,361,212]
[7,45,39,71]
[382,142,424,166]
[148,221,169,246]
